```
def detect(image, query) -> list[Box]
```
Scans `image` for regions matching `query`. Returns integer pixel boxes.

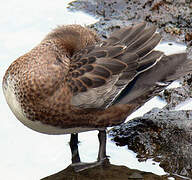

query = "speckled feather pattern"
[2,23,191,133]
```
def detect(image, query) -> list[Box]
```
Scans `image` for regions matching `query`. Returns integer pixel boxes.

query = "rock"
[110,108,192,179]
[41,163,165,180]
[128,172,143,179]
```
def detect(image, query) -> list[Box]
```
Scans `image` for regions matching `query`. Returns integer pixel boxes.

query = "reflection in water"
[110,108,192,179]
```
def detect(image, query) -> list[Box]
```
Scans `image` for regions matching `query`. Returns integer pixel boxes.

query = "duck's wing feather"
[115,53,191,106]
[66,23,163,109]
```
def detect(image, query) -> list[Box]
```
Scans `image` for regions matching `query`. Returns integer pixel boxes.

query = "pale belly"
[2,79,98,135]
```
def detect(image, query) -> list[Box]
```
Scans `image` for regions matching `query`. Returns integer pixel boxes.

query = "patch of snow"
[174,98,192,110]
[155,41,186,55]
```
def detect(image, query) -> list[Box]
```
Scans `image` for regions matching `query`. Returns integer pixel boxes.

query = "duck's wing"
[66,22,163,109]
[115,53,192,106]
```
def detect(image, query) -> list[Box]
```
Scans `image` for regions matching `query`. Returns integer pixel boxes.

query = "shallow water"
[1,1,192,180]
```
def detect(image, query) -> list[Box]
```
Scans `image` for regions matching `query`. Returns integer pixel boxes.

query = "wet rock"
[185,32,192,41]
[161,86,192,110]
[128,172,143,179]
[110,108,192,178]
[68,0,192,45]
[41,162,166,180]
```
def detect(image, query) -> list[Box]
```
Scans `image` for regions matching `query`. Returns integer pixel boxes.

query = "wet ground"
[110,108,192,179]
[42,162,173,180]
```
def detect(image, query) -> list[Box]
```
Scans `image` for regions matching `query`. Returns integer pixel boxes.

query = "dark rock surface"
[41,162,176,180]
[68,0,192,48]
[161,85,192,110]
[110,108,192,178]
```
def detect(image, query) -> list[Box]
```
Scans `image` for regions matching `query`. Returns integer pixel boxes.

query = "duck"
[2,22,192,171]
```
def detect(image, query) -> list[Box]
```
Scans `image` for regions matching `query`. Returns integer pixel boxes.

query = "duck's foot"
[70,158,110,172]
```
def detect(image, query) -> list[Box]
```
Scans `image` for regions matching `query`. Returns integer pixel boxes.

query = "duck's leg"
[97,130,107,161]
[70,130,109,172]
[69,133,81,163]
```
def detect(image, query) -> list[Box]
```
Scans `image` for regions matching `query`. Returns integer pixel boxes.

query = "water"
[1,0,192,179]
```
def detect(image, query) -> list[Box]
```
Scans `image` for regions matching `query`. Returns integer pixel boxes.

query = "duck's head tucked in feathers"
[43,24,100,56]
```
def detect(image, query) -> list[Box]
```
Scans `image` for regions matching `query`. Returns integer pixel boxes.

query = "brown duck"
[2,22,192,170]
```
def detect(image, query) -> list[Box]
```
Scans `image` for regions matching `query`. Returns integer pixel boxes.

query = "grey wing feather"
[115,53,191,106]
[67,23,163,109]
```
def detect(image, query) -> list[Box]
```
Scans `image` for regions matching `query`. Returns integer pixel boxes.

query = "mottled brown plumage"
[2,23,192,134]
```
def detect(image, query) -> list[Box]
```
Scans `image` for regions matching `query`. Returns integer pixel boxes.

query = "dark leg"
[70,130,109,172]
[69,133,81,164]
[97,130,107,162]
